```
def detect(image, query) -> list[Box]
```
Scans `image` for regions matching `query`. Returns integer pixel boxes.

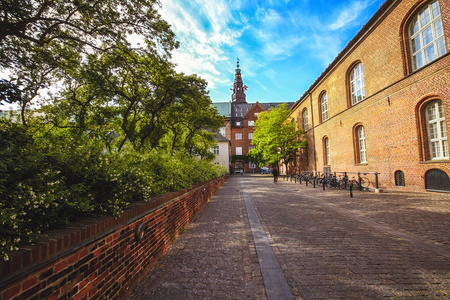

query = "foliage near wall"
[0,176,227,300]
[0,0,227,261]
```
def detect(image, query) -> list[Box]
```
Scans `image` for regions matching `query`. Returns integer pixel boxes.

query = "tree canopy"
[0,0,226,260]
[248,103,307,170]
[0,0,178,125]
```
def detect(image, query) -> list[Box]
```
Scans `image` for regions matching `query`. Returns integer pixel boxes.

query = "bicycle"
[349,176,370,190]
[323,174,340,189]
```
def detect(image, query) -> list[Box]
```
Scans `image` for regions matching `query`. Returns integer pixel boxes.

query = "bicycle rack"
[291,170,380,197]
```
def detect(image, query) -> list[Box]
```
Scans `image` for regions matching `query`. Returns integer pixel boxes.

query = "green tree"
[159,76,223,157]
[0,0,229,261]
[0,0,178,125]
[45,45,222,153]
[248,103,306,171]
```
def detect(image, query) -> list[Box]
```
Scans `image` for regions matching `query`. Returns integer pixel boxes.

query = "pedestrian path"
[241,180,294,300]
[129,174,450,299]
[129,175,266,299]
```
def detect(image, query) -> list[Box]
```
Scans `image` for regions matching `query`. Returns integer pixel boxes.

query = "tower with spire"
[231,58,248,104]
[210,57,294,175]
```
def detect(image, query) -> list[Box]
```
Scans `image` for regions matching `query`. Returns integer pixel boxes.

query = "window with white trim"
[324,137,330,165]
[409,1,447,71]
[357,126,367,163]
[350,63,365,105]
[235,133,242,140]
[249,162,257,169]
[213,145,219,155]
[426,100,448,159]
[236,147,242,155]
[321,93,329,122]
[248,132,253,140]
[248,120,255,126]
[302,108,309,131]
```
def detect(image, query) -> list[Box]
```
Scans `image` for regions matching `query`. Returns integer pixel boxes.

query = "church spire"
[231,58,247,103]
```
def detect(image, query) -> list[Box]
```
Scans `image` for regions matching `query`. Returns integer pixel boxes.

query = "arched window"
[350,63,366,105]
[426,100,448,159]
[409,1,447,71]
[354,125,367,164]
[394,170,405,186]
[302,108,309,131]
[320,92,329,122]
[323,136,330,166]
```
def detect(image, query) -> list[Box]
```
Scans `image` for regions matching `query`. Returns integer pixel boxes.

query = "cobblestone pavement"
[129,174,450,299]
[129,175,267,300]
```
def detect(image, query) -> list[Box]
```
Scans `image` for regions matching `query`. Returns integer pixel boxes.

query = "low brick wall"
[0,176,227,300]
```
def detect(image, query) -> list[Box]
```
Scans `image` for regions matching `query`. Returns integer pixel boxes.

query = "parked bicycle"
[349,176,370,190]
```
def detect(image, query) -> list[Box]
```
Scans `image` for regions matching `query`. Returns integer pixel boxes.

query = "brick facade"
[288,0,450,192]
[231,103,264,173]
[0,176,227,300]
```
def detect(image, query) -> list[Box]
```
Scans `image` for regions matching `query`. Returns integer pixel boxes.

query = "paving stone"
[129,174,450,299]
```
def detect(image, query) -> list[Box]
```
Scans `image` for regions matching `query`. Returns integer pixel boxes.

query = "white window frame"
[213,145,219,155]
[426,100,448,159]
[248,132,253,140]
[249,161,257,169]
[324,137,330,165]
[248,120,255,126]
[357,126,367,163]
[321,93,329,122]
[249,146,256,151]
[350,63,366,105]
[235,133,242,140]
[236,147,242,155]
[236,121,241,126]
[302,109,309,131]
[409,1,447,71]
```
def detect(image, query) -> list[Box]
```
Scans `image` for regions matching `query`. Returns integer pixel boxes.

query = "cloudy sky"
[157,0,386,103]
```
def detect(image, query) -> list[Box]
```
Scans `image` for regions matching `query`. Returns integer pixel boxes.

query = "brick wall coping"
[0,176,227,288]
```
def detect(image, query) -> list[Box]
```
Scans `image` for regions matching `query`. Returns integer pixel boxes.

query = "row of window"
[213,145,258,157]
[234,120,255,127]
[301,0,447,130]
[322,125,367,165]
[235,132,253,140]
[322,99,448,165]
[235,146,256,156]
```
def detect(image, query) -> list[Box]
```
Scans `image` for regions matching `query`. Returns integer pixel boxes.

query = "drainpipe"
[309,92,317,175]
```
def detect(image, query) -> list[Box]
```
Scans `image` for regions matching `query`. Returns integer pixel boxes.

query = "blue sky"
[158,0,386,103]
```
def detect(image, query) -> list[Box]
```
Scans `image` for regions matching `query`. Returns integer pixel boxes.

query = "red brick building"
[288,0,450,192]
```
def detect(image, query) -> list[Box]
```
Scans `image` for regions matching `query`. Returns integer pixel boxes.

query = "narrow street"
[130,174,450,299]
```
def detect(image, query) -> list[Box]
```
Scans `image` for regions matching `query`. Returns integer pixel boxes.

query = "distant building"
[211,132,231,173]
[213,59,294,173]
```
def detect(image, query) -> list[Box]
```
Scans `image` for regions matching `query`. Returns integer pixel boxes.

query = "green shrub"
[0,121,227,260]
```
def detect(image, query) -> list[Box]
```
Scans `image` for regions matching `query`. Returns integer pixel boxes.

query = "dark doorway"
[425,169,450,192]
[234,161,244,174]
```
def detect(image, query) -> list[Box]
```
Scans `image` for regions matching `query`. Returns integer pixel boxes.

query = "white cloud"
[156,0,384,102]
[158,0,244,92]
[329,1,371,30]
